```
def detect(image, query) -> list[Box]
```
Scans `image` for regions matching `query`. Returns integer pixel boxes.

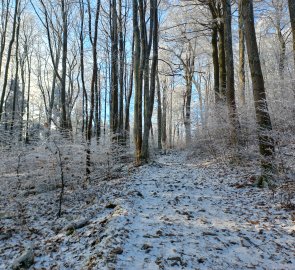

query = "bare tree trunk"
[60,0,68,131]
[104,54,108,135]
[110,0,119,136]
[169,88,173,148]
[182,45,195,146]
[95,70,101,143]
[0,0,19,122]
[87,0,100,142]
[157,73,162,149]
[133,0,142,164]
[238,0,246,105]
[48,49,61,131]
[184,76,192,145]
[223,0,240,145]
[212,25,220,102]
[19,45,27,141]
[142,0,158,161]
[288,0,295,67]
[25,54,32,143]
[277,28,286,79]
[79,0,88,137]
[193,76,204,131]
[218,22,226,98]
[0,0,9,76]
[242,0,275,185]
[10,13,21,132]
[118,0,125,141]
[124,39,134,140]
[162,80,167,147]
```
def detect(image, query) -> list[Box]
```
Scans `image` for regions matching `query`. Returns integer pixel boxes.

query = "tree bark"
[118,0,125,141]
[10,13,21,132]
[60,0,68,131]
[218,22,226,98]
[162,80,167,147]
[238,0,246,105]
[133,0,142,164]
[288,0,295,67]
[223,0,240,145]
[110,0,119,136]
[0,0,9,76]
[156,73,162,149]
[124,39,134,140]
[87,0,100,141]
[212,25,220,103]
[0,0,19,122]
[142,0,158,161]
[242,0,275,183]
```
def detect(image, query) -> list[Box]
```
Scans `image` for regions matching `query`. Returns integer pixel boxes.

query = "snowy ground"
[1,150,295,270]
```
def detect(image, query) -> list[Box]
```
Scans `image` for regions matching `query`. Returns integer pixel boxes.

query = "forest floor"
[1,149,295,270]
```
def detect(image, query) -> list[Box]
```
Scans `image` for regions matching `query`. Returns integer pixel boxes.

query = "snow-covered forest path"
[102,152,294,270]
[1,151,294,270]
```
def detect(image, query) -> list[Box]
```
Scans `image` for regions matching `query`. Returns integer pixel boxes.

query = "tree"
[288,0,295,67]
[60,0,68,131]
[133,0,142,163]
[242,0,275,185]
[0,0,20,122]
[142,0,158,161]
[86,0,101,141]
[223,0,240,144]
[110,0,119,136]
[238,0,246,105]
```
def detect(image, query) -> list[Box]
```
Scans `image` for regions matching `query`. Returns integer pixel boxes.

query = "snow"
[112,152,295,270]
[1,149,294,269]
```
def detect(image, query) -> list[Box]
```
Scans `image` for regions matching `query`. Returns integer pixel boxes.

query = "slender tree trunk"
[193,76,204,131]
[95,70,100,143]
[184,76,192,145]
[182,47,195,146]
[79,0,88,137]
[19,52,26,141]
[169,88,173,148]
[288,0,295,67]
[118,0,125,141]
[212,24,220,103]
[110,0,119,136]
[242,0,275,184]
[157,73,162,149]
[133,0,142,164]
[223,0,240,145]
[142,0,158,161]
[124,39,134,140]
[0,0,19,122]
[104,58,108,135]
[162,80,167,147]
[60,0,68,131]
[218,23,226,98]
[0,0,9,76]
[277,27,286,79]
[25,54,32,143]
[11,13,21,133]
[48,49,61,131]
[238,0,246,105]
